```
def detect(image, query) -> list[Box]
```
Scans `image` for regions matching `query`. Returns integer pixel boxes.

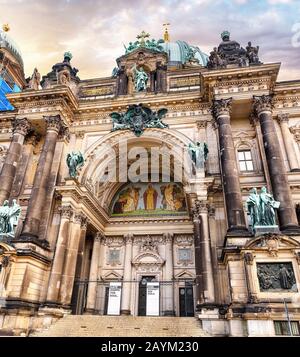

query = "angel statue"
[188,142,209,169]
[0,199,21,238]
[132,64,148,92]
[66,151,84,179]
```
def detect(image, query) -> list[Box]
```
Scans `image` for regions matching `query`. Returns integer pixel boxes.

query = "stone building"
[0,25,300,337]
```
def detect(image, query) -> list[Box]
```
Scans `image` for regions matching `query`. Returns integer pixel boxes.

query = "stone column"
[212,98,248,234]
[120,234,133,315]
[0,118,31,204]
[46,205,73,304]
[277,113,300,172]
[192,202,204,306]
[86,232,102,313]
[163,233,175,316]
[20,115,63,239]
[253,95,300,233]
[59,212,86,306]
[198,202,215,304]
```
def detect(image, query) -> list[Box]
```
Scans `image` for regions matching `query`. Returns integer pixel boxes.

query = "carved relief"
[104,236,124,247]
[257,262,297,292]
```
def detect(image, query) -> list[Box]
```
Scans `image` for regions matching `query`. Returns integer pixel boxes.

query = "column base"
[280,224,300,235]
[16,233,50,249]
[226,226,252,237]
[120,309,131,316]
[291,168,300,172]
[162,310,175,316]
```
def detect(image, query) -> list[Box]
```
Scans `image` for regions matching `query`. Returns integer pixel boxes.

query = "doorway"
[179,282,194,317]
[138,276,156,316]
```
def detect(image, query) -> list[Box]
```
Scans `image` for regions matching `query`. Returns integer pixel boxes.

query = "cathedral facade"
[0,25,300,336]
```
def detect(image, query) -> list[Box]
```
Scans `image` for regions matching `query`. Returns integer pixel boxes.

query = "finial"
[2,24,10,32]
[221,30,230,41]
[64,51,73,62]
[163,23,170,42]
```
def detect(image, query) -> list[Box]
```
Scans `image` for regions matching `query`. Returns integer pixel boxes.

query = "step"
[31,316,209,337]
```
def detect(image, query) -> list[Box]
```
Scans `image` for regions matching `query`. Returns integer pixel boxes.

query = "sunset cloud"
[0,0,299,81]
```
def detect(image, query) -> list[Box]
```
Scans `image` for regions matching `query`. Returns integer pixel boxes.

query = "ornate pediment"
[244,233,300,257]
[175,270,195,279]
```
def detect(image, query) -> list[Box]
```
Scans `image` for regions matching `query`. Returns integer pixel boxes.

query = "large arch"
[80,128,196,209]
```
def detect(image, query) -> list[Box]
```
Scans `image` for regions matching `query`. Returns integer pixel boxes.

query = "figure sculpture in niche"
[66,151,84,179]
[133,65,148,92]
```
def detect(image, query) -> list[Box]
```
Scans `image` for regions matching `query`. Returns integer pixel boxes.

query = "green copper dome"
[0,28,23,68]
[161,40,208,66]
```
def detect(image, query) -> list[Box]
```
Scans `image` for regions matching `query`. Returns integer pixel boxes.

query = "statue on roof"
[246,41,261,65]
[207,31,261,69]
[28,68,41,90]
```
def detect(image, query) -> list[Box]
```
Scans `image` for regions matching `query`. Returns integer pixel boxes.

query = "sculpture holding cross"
[137,31,150,47]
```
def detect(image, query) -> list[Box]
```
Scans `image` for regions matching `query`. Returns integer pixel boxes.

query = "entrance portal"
[179,282,194,317]
[138,276,156,316]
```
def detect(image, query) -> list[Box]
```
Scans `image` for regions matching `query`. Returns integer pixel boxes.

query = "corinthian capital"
[212,98,232,121]
[12,118,31,136]
[59,205,73,219]
[44,115,63,133]
[253,95,273,115]
[277,113,289,124]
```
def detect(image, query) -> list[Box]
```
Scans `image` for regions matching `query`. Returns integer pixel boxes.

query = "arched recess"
[79,128,195,209]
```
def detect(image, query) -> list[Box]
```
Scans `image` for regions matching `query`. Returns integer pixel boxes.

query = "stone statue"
[133,65,148,92]
[246,186,280,227]
[246,187,260,227]
[66,151,84,178]
[0,199,21,237]
[278,264,290,289]
[110,104,168,137]
[28,68,41,90]
[188,142,208,169]
[259,186,279,226]
[246,41,260,64]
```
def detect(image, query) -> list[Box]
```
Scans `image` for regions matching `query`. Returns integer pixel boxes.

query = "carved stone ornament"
[212,98,232,121]
[140,235,158,253]
[253,95,273,115]
[244,252,254,265]
[110,103,168,137]
[44,115,63,133]
[12,118,31,136]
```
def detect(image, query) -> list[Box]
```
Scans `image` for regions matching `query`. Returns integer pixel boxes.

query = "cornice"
[6,86,78,112]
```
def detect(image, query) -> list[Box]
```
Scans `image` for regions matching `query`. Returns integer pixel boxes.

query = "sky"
[0,0,299,81]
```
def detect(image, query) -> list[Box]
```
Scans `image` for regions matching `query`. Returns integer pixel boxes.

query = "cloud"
[0,0,298,81]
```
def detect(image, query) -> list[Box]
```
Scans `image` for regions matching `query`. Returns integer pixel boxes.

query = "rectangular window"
[238,150,254,172]
[274,321,300,336]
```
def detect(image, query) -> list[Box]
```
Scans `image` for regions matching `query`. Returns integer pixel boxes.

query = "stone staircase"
[31,315,210,337]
